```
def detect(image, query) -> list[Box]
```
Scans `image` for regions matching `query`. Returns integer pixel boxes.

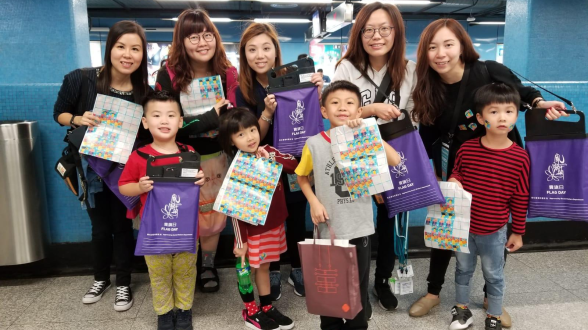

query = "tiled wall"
[0,84,92,243]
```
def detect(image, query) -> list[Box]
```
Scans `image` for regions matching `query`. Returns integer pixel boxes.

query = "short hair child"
[119,89,204,330]
[218,107,260,158]
[295,80,401,329]
[320,80,362,107]
[473,83,521,115]
[447,83,530,330]
[141,89,180,114]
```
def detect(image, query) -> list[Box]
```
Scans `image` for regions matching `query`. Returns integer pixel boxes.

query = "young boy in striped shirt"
[447,83,530,330]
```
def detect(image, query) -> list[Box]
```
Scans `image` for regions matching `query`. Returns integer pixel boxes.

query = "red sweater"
[450,138,530,235]
[233,145,299,246]
[119,143,196,217]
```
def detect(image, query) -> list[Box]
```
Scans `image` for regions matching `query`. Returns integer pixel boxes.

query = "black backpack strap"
[136,142,191,160]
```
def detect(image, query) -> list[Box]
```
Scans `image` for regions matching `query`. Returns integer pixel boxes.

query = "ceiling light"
[254,18,311,23]
[469,21,505,25]
[362,0,432,4]
[211,18,233,22]
[259,0,332,3]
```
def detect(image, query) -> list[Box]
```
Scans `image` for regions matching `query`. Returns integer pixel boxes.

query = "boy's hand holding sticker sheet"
[330,118,394,199]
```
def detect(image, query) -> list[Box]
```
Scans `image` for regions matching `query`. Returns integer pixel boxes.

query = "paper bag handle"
[313,221,336,245]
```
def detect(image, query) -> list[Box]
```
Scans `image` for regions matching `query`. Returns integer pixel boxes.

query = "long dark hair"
[167,8,232,93]
[411,18,480,125]
[218,107,261,158]
[98,20,149,104]
[238,23,283,105]
[336,2,407,92]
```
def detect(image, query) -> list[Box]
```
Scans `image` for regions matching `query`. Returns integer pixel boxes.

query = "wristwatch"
[70,115,78,127]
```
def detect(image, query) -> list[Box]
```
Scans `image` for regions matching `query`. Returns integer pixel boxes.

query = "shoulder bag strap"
[508,68,576,111]
[448,63,471,140]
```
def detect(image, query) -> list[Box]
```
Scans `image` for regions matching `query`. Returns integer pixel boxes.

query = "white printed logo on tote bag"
[545,153,567,182]
[162,194,182,219]
[391,151,408,178]
[290,100,305,125]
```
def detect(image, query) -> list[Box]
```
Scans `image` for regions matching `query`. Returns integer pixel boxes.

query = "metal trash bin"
[0,120,49,265]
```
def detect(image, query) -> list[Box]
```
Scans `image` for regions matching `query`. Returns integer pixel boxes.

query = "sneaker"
[372,277,398,310]
[269,271,282,301]
[264,306,295,330]
[82,280,111,304]
[176,309,193,330]
[113,286,133,312]
[157,310,175,330]
[483,301,511,328]
[287,268,305,297]
[449,306,474,330]
[485,316,502,330]
[242,309,280,330]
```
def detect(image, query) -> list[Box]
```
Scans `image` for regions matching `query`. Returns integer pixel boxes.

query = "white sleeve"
[333,60,353,82]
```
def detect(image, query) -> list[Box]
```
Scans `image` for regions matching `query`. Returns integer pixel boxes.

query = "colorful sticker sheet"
[424,182,472,253]
[179,75,224,138]
[79,94,143,164]
[331,118,393,199]
[213,151,283,226]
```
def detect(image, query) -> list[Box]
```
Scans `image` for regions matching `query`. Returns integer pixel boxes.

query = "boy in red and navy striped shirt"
[447,84,530,330]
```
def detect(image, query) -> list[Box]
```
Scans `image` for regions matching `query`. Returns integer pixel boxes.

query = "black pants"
[374,202,396,279]
[86,184,135,286]
[427,241,508,296]
[320,236,371,330]
[270,199,307,271]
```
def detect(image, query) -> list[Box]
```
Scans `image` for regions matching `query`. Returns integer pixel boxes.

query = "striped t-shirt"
[450,138,530,235]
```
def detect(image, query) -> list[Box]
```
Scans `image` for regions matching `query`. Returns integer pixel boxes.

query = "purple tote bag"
[525,109,588,221]
[86,156,140,210]
[379,111,445,217]
[135,181,200,256]
[272,86,323,156]
[267,58,324,156]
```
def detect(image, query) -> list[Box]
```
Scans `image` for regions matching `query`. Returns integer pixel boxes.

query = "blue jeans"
[455,225,507,317]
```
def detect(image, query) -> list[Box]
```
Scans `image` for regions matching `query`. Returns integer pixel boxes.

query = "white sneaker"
[113,286,133,312]
[82,280,111,304]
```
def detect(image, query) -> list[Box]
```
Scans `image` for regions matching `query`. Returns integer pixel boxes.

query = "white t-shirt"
[333,59,418,126]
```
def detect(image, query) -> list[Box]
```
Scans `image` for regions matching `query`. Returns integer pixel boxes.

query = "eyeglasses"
[187,32,215,45]
[362,26,393,39]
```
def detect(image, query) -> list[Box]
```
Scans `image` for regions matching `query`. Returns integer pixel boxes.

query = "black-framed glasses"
[362,26,393,39]
[187,32,215,45]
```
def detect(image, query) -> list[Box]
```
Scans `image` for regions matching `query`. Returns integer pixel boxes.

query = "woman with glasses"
[333,1,417,316]
[155,8,239,294]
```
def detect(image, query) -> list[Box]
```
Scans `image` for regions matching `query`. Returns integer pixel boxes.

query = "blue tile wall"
[0,84,93,243]
[505,0,588,81]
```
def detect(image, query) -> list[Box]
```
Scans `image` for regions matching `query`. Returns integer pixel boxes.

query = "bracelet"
[70,115,77,127]
[261,114,273,124]
[532,98,544,108]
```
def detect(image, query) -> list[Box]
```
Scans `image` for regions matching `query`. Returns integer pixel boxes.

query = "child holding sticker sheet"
[235,22,324,300]
[119,91,205,330]
[296,81,401,329]
[446,84,530,330]
[218,107,299,330]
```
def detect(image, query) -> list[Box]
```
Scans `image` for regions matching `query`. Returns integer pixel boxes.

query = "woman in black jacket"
[408,18,566,327]
[53,20,217,312]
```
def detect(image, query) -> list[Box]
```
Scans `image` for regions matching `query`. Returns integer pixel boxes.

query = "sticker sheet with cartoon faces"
[424,181,472,253]
[214,151,283,226]
[79,94,143,164]
[331,118,393,199]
